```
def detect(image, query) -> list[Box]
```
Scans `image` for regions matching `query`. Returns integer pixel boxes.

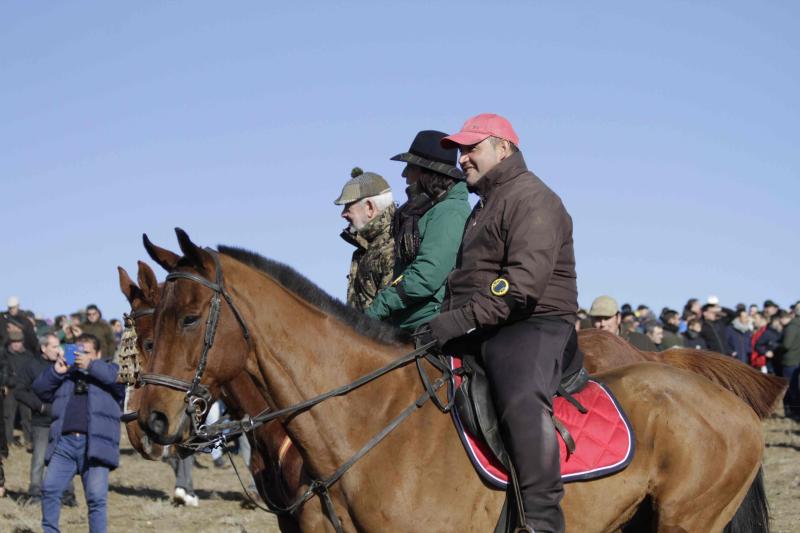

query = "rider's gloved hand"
[412,323,440,352]
[427,309,477,349]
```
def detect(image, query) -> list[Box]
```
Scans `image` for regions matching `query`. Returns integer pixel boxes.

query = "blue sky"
[1,1,798,321]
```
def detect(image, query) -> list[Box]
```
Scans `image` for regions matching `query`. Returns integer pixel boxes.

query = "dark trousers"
[0,393,6,459]
[168,452,195,492]
[782,365,800,418]
[480,316,574,533]
[3,392,32,445]
[0,394,4,488]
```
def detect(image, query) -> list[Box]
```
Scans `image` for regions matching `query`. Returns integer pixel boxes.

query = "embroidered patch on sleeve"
[490,277,509,296]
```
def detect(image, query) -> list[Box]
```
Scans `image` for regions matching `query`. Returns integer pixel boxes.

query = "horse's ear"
[143,233,180,273]
[175,227,212,273]
[118,266,143,305]
[137,261,160,305]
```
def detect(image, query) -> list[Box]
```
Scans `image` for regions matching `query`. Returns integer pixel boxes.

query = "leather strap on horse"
[507,461,535,533]
[188,341,444,443]
[551,414,576,458]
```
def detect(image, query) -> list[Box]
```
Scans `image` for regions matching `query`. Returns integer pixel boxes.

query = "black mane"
[217,245,411,346]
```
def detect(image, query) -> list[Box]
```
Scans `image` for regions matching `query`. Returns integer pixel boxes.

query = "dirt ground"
[1,414,798,533]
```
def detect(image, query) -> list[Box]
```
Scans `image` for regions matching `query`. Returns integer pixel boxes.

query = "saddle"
[453,355,589,470]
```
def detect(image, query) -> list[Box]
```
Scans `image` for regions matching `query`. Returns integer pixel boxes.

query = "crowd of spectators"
[578,295,800,420]
[0,297,118,514]
[1,291,798,524]
[0,295,253,528]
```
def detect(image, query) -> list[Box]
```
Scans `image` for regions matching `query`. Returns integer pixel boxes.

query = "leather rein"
[135,248,458,532]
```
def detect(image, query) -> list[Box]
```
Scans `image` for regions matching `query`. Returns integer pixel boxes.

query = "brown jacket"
[431,152,577,343]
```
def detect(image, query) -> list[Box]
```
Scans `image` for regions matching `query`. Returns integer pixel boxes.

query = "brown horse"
[578,328,786,419]
[134,230,775,532]
[118,260,322,532]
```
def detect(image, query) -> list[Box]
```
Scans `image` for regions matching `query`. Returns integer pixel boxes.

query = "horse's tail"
[724,467,769,533]
[652,349,786,419]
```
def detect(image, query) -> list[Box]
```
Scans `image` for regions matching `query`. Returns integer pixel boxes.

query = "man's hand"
[54,355,68,375]
[75,351,93,370]
[413,324,441,353]
[766,350,774,359]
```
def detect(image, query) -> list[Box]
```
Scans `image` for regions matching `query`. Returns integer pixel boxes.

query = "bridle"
[136,247,458,533]
[117,306,155,391]
[138,248,250,432]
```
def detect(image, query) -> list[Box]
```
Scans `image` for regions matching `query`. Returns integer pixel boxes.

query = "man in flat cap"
[365,130,471,330]
[422,114,582,532]
[335,168,396,311]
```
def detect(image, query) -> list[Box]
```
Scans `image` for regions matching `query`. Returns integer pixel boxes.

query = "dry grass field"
[0,414,798,532]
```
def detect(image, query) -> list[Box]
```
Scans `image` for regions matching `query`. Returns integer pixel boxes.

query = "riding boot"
[481,316,576,533]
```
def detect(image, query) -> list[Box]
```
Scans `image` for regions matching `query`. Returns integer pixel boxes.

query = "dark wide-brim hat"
[391,130,463,180]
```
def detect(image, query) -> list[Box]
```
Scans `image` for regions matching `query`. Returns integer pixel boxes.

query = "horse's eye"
[182,315,200,327]
[143,340,154,352]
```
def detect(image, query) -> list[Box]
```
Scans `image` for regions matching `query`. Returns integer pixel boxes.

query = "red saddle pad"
[449,357,634,488]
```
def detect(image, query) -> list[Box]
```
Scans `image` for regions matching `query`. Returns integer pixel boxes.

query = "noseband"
[139,249,250,430]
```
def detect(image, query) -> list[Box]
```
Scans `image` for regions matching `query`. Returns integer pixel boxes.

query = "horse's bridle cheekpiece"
[139,248,250,433]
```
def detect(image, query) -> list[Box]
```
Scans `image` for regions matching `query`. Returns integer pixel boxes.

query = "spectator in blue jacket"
[33,333,124,533]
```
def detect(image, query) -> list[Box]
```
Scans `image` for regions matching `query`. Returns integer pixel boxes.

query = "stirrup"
[513,526,535,533]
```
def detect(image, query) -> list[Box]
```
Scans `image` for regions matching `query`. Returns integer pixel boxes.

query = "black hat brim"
[391,152,463,180]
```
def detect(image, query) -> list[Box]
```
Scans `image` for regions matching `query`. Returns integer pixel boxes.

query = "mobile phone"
[64,344,79,366]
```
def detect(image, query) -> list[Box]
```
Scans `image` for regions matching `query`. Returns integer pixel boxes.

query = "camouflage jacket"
[341,204,396,311]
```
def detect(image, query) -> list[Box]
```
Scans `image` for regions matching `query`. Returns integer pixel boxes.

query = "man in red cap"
[423,113,581,532]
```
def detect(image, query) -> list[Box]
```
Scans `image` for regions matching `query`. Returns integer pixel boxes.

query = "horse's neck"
[227,268,419,477]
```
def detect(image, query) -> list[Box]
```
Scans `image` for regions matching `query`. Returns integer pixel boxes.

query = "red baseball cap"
[441,113,519,148]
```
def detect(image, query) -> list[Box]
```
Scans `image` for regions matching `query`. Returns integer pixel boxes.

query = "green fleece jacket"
[366,182,471,330]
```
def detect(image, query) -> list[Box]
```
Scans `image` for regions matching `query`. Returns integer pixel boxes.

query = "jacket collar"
[471,151,529,201]
[339,203,396,250]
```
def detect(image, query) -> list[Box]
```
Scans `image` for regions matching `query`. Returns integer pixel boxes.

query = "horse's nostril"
[147,411,169,437]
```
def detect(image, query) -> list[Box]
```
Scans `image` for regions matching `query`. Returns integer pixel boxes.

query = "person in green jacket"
[365,130,471,330]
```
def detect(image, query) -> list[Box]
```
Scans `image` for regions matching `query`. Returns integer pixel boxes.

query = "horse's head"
[137,228,251,446]
[117,261,166,459]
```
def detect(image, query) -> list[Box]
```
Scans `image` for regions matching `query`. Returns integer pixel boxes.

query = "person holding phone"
[32,333,125,533]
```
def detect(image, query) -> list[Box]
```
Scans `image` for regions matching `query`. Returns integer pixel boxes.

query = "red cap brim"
[440,131,490,149]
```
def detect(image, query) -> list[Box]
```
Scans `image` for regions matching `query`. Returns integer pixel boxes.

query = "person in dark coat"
[659,309,686,350]
[0,296,40,354]
[2,330,35,447]
[0,342,9,498]
[33,333,124,533]
[15,334,76,502]
[754,313,784,374]
[700,303,729,354]
[725,310,753,365]
[781,305,800,419]
[683,318,709,350]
